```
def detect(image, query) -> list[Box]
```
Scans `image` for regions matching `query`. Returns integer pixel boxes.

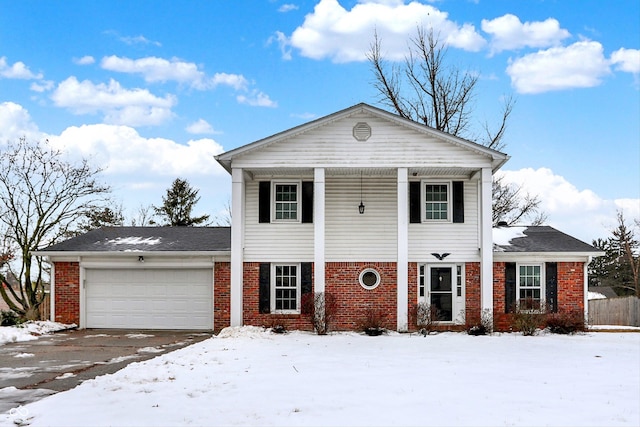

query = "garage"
[84,268,213,330]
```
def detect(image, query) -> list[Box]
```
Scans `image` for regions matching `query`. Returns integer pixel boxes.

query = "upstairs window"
[273,182,299,222]
[424,182,450,221]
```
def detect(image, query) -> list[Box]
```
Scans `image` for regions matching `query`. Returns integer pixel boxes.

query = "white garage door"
[85,268,213,330]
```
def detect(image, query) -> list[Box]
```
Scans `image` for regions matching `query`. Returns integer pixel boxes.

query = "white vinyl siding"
[325,176,398,262]
[409,180,480,262]
[230,114,492,170]
[244,180,314,262]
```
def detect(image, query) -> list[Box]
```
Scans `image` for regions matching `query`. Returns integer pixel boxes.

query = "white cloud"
[237,91,278,108]
[0,56,43,79]
[48,124,226,177]
[186,119,217,135]
[506,41,610,94]
[104,30,162,47]
[268,31,293,61]
[481,14,570,55]
[285,0,485,63]
[610,48,640,74]
[74,56,96,65]
[30,80,55,93]
[0,102,45,143]
[50,76,176,126]
[278,4,299,12]
[498,167,639,242]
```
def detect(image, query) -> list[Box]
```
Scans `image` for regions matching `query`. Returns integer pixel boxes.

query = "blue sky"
[1,0,638,243]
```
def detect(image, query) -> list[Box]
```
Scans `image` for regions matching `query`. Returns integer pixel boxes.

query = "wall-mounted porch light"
[359,171,365,214]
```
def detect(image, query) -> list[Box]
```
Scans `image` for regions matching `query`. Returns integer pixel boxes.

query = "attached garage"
[85,268,213,330]
[35,227,231,331]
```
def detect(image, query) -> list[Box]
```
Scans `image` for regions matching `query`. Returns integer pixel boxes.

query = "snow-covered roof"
[35,227,231,254]
[493,225,601,254]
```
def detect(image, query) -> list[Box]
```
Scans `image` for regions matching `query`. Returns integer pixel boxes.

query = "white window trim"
[271,263,301,314]
[271,180,302,223]
[516,263,545,312]
[421,180,452,223]
[359,268,381,290]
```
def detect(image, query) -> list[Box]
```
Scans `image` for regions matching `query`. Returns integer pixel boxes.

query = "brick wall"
[465,262,481,326]
[214,262,231,333]
[492,262,510,331]
[53,262,80,325]
[558,262,585,314]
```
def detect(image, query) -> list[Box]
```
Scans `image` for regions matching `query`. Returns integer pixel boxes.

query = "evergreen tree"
[153,178,210,226]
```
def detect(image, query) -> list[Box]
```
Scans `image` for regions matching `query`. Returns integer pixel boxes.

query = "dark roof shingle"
[494,226,600,253]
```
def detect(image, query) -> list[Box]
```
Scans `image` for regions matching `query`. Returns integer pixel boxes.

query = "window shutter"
[452,181,464,223]
[258,181,271,223]
[301,182,314,224]
[259,263,271,313]
[301,262,312,295]
[545,262,558,313]
[505,262,516,313]
[409,181,421,223]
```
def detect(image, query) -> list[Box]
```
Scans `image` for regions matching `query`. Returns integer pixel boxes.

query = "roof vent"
[353,122,371,141]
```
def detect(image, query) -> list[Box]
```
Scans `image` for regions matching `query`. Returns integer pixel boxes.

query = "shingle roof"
[37,227,231,253]
[493,226,600,253]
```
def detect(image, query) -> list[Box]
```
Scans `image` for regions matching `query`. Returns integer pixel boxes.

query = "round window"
[359,268,381,290]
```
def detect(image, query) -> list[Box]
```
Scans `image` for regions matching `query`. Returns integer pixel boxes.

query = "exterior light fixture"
[138,256,144,262]
[359,171,365,214]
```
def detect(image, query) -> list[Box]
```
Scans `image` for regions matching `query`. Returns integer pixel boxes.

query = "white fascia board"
[35,251,231,261]
[493,252,605,262]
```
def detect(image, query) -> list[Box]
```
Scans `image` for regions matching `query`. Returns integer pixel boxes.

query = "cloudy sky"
[1,0,638,243]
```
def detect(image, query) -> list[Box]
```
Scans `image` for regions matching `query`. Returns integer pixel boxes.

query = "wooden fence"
[588,296,640,327]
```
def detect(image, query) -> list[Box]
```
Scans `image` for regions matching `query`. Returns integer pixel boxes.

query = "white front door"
[429,266,454,322]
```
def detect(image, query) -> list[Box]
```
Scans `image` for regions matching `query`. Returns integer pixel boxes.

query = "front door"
[429,266,453,321]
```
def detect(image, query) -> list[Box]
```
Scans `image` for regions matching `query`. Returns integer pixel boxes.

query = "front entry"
[429,266,453,321]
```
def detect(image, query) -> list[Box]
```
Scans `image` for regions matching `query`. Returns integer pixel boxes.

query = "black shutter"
[301,262,313,295]
[259,263,271,314]
[258,181,271,223]
[546,262,558,313]
[505,262,516,313]
[301,182,314,224]
[409,181,421,223]
[452,181,464,223]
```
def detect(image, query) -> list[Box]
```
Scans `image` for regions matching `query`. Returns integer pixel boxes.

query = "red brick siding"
[557,262,585,315]
[214,262,231,333]
[242,262,313,331]
[53,262,80,325]
[465,262,481,326]
[492,262,510,331]
[407,262,418,331]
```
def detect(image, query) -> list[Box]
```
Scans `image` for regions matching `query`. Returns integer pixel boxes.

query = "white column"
[49,261,55,322]
[397,168,409,331]
[230,168,245,327]
[480,167,494,314]
[314,168,325,293]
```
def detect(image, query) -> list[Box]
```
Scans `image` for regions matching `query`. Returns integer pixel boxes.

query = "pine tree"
[153,178,210,226]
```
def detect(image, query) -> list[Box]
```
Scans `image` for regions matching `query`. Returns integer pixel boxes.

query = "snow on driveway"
[1,327,638,427]
[0,322,75,346]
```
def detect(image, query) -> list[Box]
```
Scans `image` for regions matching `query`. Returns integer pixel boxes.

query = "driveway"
[0,329,212,413]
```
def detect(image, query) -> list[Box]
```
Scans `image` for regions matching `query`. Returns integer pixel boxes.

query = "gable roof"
[215,102,509,173]
[493,226,601,254]
[35,227,231,255]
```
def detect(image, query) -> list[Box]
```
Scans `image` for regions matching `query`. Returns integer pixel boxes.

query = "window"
[424,182,450,221]
[273,182,299,222]
[359,268,381,290]
[517,264,544,310]
[272,264,300,313]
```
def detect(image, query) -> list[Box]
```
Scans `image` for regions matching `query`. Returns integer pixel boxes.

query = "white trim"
[421,263,461,324]
[271,263,301,314]
[515,263,545,310]
[314,168,325,293]
[79,259,85,329]
[230,168,245,327]
[359,268,381,290]
[421,180,452,223]
[49,262,55,322]
[271,180,302,223]
[480,167,493,314]
[397,167,409,331]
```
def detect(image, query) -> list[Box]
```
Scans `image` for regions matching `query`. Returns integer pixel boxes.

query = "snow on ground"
[1,327,638,427]
[0,321,75,346]
[588,291,607,300]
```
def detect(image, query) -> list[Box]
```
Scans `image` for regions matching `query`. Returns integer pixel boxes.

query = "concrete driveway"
[0,329,212,413]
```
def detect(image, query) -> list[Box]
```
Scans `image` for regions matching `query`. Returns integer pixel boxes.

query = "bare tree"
[368,28,544,224]
[129,204,156,227]
[0,138,110,320]
[212,198,232,227]
[611,211,640,296]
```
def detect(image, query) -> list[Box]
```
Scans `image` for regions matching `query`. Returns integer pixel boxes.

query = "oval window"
[359,268,381,290]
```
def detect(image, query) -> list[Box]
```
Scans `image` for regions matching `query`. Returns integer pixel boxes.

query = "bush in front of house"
[510,299,546,336]
[545,310,585,334]
[412,301,441,335]
[301,291,338,335]
[1,309,20,326]
[357,306,388,336]
[466,309,494,336]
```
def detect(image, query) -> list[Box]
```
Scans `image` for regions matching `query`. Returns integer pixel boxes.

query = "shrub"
[466,309,494,336]
[265,315,287,334]
[413,302,440,335]
[546,311,585,334]
[0,309,20,326]
[301,292,338,335]
[510,300,545,336]
[357,306,387,335]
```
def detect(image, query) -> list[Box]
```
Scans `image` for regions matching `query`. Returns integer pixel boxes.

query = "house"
[36,103,602,332]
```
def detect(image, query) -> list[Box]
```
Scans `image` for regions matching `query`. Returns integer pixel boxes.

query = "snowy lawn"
[1,327,638,427]
[0,321,75,346]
